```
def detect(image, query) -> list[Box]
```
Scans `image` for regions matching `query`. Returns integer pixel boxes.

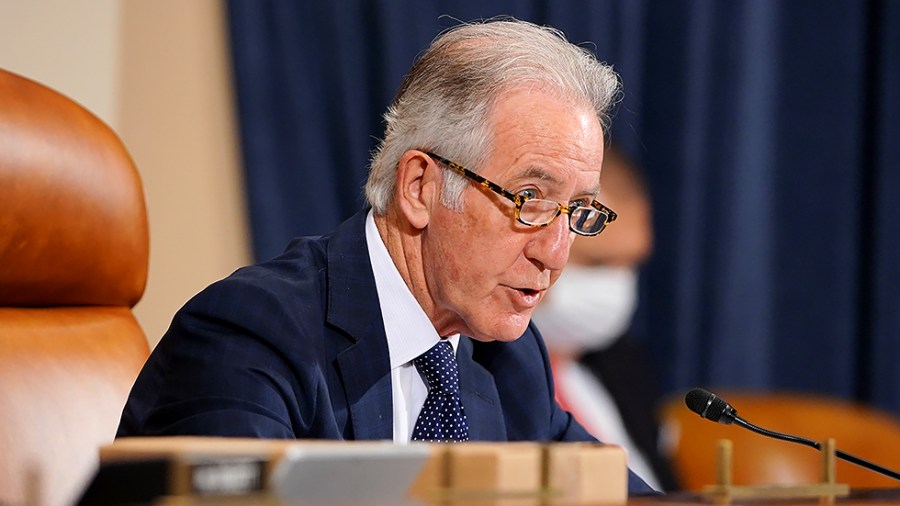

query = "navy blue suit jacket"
[118,210,655,495]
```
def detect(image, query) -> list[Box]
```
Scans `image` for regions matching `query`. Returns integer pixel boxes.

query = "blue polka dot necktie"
[411,341,469,442]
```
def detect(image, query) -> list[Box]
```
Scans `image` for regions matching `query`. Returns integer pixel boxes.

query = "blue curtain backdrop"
[227,0,900,416]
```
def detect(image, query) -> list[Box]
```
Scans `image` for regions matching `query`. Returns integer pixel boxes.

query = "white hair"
[365,18,621,214]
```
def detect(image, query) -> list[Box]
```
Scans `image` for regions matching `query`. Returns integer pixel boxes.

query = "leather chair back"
[661,391,900,491]
[0,68,150,506]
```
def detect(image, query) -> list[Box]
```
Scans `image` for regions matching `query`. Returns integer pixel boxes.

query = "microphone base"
[703,482,850,502]
[702,438,850,504]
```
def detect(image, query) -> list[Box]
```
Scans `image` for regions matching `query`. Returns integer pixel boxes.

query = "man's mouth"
[507,286,545,309]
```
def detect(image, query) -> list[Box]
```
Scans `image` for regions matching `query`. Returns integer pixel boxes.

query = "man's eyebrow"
[582,183,601,197]
[516,166,600,199]
[517,166,564,185]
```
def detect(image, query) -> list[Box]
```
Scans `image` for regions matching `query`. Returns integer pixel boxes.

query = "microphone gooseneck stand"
[685,387,900,482]
[731,416,900,481]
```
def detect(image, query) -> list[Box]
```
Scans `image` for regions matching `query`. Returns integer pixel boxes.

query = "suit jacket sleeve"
[117,249,344,439]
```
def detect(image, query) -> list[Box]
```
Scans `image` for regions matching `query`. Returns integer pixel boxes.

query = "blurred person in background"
[532,144,677,491]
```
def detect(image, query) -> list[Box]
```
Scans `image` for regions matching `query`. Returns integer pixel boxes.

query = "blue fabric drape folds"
[227,1,900,416]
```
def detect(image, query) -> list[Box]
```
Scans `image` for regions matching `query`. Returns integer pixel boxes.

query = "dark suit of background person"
[532,145,678,491]
[117,19,655,495]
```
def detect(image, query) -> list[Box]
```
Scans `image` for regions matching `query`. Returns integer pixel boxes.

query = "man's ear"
[395,150,439,230]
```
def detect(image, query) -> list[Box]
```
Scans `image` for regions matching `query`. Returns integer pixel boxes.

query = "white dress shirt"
[364,210,460,443]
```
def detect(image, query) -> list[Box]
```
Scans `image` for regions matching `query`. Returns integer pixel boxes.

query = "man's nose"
[524,215,572,272]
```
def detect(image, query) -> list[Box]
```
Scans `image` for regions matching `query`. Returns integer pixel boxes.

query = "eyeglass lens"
[519,200,609,235]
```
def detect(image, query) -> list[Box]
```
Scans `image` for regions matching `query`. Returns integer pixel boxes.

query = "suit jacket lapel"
[322,211,508,442]
[326,211,393,440]
[457,337,507,441]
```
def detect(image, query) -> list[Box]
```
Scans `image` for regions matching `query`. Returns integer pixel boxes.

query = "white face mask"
[532,265,639,355]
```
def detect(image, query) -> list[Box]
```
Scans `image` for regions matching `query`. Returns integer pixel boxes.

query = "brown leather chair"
[0,68,150,506]
[660,391,900,491]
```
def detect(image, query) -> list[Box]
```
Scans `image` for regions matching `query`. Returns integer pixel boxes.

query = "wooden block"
[544,443,627,504]
[449,442,542,495]
[407,444,449,500]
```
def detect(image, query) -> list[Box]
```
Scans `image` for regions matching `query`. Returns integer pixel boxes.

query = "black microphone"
[684,388,900,482]
[685,387,738,424]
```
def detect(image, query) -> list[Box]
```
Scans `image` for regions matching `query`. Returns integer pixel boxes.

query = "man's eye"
[517,188,538,200]
[570,198,588,208]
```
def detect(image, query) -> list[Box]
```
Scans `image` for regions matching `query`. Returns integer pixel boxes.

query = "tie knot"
[413,341,459,395]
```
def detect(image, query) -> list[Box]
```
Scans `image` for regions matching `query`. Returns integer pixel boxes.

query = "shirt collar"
[365,210,459,368]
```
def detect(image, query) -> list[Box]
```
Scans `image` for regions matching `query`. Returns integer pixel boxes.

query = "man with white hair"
[118,18,655,495]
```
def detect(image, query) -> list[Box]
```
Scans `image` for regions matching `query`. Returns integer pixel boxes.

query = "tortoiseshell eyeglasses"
[426,152,617,237]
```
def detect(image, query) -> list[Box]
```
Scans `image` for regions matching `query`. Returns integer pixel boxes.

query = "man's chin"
[466,316,531,343]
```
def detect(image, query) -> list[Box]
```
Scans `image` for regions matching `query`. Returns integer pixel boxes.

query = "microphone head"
[685,388,737,424]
